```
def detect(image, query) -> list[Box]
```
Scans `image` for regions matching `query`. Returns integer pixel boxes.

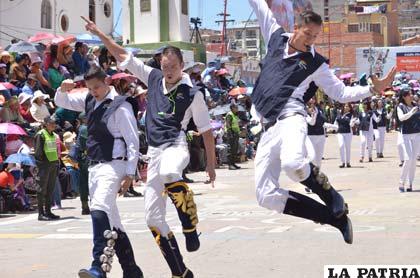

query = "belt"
[89,157,127,166]
[264,112,305,132]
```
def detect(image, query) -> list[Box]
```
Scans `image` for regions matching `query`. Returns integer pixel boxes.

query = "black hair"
[162,46,184,64]
[75,42,83,50]
[296,11,323,27]
[84,66,107,82]
[398,89,412,105]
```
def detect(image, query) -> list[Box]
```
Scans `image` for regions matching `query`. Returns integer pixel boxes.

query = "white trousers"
[397,131,405,162]
[308,135,326,168]
[360,130,374,158]
[89,160,127,231]
[144,134,190,237]
[255,115,310,214]
[400,133,420,186]
[374,126,386,154]
[337,133,352,164]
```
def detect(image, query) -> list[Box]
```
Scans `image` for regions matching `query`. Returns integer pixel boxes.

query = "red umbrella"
[228,87,247,96]
[0,123,27,135]
[51,35,76,45]
[0,82,16,90]
[111,72,137,82]
[28,32,57,43]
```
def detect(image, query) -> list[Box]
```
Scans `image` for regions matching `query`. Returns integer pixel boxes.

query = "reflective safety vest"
[225,111,240,134]
[40,129,59,162]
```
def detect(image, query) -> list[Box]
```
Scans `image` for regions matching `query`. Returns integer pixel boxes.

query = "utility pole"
[215,0,234,56]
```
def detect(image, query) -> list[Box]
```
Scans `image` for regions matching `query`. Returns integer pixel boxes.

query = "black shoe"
[336,215,353,244]
[346,163,351,168]
[368,158,373,162]
[359,158,363,163]
[182,177,195,183]
[233,163,241,169]
[78,266,105,278]
[379,153,384,158]
[123,191,135,198]
[184,230,200,252]
[228,165,237,170]
[82,207,91,215]
[128,187,143,197]
[406,186,413,192]
[339,163,345,168]
[399,161,404,167]
[45,212,60,220]
[38,214,52,221]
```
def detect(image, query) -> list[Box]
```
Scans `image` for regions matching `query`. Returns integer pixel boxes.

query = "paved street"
[1,132,419,278]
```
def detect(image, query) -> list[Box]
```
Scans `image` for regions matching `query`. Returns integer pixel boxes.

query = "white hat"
[31,56,42,65]
[133,86,147,97]
[63,131,77,144]
[31,90,49,103]
[18,93,32,105]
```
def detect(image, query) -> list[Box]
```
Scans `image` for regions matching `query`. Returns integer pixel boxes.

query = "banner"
[266,0,313,32]
[396,52,420,72]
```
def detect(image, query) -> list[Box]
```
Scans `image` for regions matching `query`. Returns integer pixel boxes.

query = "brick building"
[315,0,400,73]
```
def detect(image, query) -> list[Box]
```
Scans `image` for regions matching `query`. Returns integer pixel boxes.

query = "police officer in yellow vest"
[34,116,60,221]
[225,104,242,170]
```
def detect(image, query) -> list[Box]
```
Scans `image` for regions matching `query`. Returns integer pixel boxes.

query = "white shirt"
[248,0,372,121]
[30,103,50,123]
[54,87,139,175]
[117,52,212,134]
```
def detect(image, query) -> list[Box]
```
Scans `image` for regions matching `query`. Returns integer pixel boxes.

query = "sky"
[113,0,255,35]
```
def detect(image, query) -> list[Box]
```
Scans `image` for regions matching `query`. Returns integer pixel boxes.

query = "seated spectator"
[72,42,90,76]
[1,96,27,125]
[30,90,51,123]
[30,56,54,97]
[9,54,27,88]
[0,51,11,75]
[18,93,35,123]
[0,63,8,82]
[21,74,38,96]
[0,163,21,212]
[9,164,31,211]
[54,107,79,127]
[48,58,65,90]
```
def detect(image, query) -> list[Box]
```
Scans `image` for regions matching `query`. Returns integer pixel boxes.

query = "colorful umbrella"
[5,153,36,166]
[5,41,44,53]
[76,34,102,45]
[51,35,76,45]
[28,32,57,43]
[339,72,354,80]
[0,83,6,91]
[228,87,247,96]
[0,123,27,135]
[0,82,16,90]
[111,72,138,82]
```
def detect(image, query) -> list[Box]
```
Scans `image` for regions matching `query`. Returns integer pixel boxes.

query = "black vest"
[85,94,138,161]
[336,113,352,134]
[399,103,420,134]
[146,69,195,147]
[359,111,372,131]
[374,109,387,127]
[307,108,326,135]
[251,28,326,122]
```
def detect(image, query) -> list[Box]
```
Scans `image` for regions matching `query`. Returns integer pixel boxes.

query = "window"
[370,23,381,33]
[140,0,151,12]
[60,14,69,32]
[246,29,257,38]
[235,31,242,39]
[181,0,188,15]
[104,2,111,18]
[89,0,96,23]
[248,50,258,57]
[246,40,257,47]
[236,41,242,48]
[41,0,52,29]
[348,24,359,32]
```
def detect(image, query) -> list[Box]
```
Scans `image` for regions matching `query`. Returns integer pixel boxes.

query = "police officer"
[82,16,216,278]
[34,116,61,221]
[225,104,241,170]
[56,66,143,278]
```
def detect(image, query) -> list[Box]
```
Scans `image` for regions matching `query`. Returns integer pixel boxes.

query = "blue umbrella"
[76,34,102,45]
[5,41,44,53]
[5,153,36,166]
